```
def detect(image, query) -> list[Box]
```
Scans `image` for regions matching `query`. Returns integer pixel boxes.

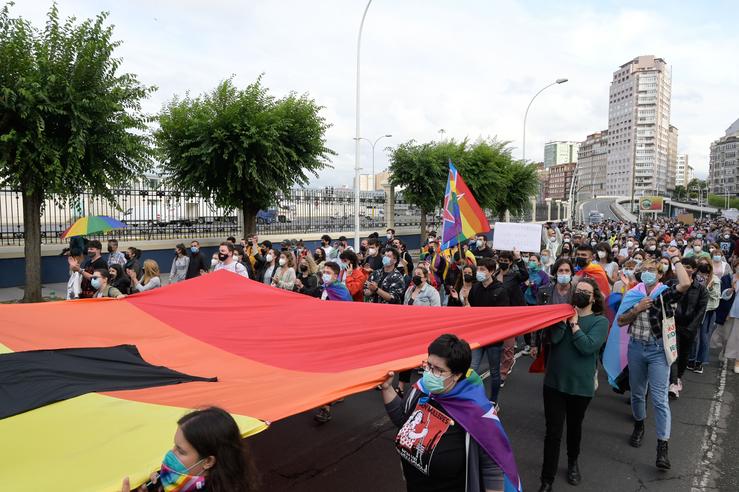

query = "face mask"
[382,256,392,267]
[476,271,487,282]
[696,273,707,284]
[322,273,332,284]
[190,247,199,254]
[422,370,451,394]
[573,291,591,309]
[648,246,656,252]
[265,254,274,263]
[278,258,286,266]
[218,253,228,262]
[91,278,101,290]
[340,262,349,270]
[88,251,97,257]
[634,259,643,266]
[697,234,703,239]
[694,245,702,253]
[597,251,607,259]
[549,236,557,243]
[386,233,393,240]
[210,259,218,268]
[659,264,668,273]
[575,257,588,268]
[107,246,114,253]
[476,240,484,248]
[724,234,730,239]
[124,252,131,260]
[557,274,571,285]
[412,275,423,287]
[299,265,308,272]
[563,238,571,243]
[360,245,367,253]
[590,241,597,247]
[528,261,539,271]
[641,271,657,286]
[159,450,206,492]
[623,269,634,278]
[368,248,377,256]
[713,255,723,262]
[499,262,510,271]
[463,273,475,283]
[541,255,550,264]
[626,241,634,248]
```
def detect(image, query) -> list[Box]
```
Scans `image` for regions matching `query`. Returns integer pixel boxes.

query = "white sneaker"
[668,383,680,400]
[520,345,531,355]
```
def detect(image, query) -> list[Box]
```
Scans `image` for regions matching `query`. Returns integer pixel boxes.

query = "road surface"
[249,350,738,491]
[580,198,621,223]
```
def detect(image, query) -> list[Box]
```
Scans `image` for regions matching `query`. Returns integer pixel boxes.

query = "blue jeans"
[471,343,502,404]
[628,338,671,440]
[690,310,716,364]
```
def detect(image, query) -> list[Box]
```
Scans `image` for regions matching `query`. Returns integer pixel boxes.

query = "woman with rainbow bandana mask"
[121,407,251,492]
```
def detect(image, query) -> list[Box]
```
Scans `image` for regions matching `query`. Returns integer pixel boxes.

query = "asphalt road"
[249,350,738,492]
[581,198,621,223]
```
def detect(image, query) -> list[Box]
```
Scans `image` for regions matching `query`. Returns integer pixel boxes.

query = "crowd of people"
[64,218,739,492]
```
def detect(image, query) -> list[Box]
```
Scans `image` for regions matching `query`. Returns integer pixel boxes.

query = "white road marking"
[692,359,729,491]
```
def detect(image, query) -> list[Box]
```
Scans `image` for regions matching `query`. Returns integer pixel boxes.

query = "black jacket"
[468,280,510,308]
[296,272,321,297]
[185,252,211,279]
[675,279,709,336]
[499,258,529,306]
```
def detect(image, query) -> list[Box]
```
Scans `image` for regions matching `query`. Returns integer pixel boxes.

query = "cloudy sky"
[13,1,739,187]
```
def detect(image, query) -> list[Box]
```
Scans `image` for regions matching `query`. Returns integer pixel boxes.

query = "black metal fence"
[0,183,542,246]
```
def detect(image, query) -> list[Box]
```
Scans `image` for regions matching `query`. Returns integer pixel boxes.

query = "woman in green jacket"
[538,277,608,492]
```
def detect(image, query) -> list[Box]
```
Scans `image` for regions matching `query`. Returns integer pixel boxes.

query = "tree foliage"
[155,77,334,235]
[389,137,540,237]
[0,2,155,301]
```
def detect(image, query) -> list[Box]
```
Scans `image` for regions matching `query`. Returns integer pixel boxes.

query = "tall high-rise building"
[667,125,679,192]
[575,131,608,200]
[708,118,739,196]
[544,141,580,168]
[605,55,672,197]
[544,162,577,201]
[675,154,692,187]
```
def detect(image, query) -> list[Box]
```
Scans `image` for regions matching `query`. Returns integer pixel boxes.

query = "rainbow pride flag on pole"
[441,161,491,251]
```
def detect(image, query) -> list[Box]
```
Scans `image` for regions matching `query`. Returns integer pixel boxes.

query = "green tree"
[0,3,154,302]
[155,77,333,237]
[672,185,687,201]
[389,137,538,240]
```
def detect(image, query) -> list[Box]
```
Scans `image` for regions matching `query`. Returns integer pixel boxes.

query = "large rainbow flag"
[0,271,572,491]
[441,160,491,251]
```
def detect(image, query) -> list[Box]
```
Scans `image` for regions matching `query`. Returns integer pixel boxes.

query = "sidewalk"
[0,278,174,302]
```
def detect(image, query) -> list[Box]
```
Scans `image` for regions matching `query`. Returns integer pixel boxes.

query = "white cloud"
[10,0,739,185]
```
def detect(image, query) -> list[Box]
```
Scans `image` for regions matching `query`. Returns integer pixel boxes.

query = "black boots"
[567,460,581,485]
[656,440,671,470]
[537,482,553,492]
[630,419,645,447]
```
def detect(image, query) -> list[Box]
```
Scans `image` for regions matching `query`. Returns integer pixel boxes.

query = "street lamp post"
[356,134,392,191]
[522,78,568,163]
[353,0,373,251]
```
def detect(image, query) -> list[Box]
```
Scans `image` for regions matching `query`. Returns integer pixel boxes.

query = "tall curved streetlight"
[355,134,392,190]
[522,78,568,163]
[353,0,374,251]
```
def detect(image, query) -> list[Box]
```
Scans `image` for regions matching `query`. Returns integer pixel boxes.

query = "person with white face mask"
[542,225,562,257]
[271,252,296,290]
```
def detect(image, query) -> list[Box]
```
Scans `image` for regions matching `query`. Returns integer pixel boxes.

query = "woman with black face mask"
[537,277,608,492]
[448,265,476,307]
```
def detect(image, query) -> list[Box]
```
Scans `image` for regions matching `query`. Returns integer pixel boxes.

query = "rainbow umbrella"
[61,215,128,239]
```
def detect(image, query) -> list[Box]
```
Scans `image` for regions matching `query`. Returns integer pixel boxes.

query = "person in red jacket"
[340,250,368,302]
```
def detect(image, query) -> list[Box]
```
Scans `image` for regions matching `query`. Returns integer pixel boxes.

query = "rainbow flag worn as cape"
[324,282,353,302]
[602,282,668,387]
[575,263,611,297]
[441,161,491,251]
[416,370,523,492]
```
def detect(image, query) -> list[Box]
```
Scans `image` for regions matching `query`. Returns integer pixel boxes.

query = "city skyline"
[12,1,738,188]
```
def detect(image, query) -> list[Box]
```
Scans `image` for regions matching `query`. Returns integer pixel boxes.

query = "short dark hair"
[338,235,348,242]
[108,239,118,246]
[191,240,200,246]
[323,261,340,276]
[478,258,497,272]
[368,238,381,247]
[88,240,102,250]
[428,334,471,376]
[219,241,235,253]
[498,251,513,261]
[428,230,437,237]
[321,234,332,243]
[226,236,236,243]
[384,247,400,260]
[576,244,594,254]
[175,243,187,254]
[680,256,697,268]
[339,250,359,268]
[386,228,395,234]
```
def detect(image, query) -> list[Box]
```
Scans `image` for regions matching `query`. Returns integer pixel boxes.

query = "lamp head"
[556,78,568,84]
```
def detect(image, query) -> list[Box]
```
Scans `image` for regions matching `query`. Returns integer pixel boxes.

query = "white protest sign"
[492,222,542,253]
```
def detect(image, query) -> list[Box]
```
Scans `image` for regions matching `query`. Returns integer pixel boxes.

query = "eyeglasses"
[575,289,592,296]
[421,360,449,377]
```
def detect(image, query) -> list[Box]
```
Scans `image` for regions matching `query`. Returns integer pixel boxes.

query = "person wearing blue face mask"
[530,258,576,361]
[365,248,405,304]
[467,258,510,406]
[616,250,691,471]
[91,269,125,299]
[379,334,506,492]
[121,406,252,492]
[185,240,211,280]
